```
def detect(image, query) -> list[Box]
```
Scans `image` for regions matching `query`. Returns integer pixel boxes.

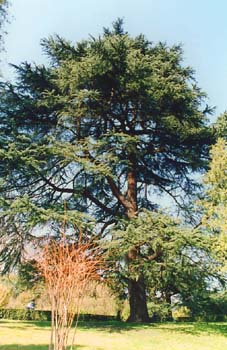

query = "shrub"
[0,308,51,321]
[0,308,116,322]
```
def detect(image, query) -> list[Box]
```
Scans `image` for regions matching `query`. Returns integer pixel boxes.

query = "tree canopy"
[0,20,214,222]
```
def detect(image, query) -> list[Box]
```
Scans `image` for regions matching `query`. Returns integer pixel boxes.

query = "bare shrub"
[37,237,102,350]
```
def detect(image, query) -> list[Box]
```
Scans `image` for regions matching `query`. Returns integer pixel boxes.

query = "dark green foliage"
[0,308,116,321]
[0,205,36,274]
[105,210,221,312]
[183,290,227,319]
[0,20,214,234]
[0,308,51,321]
[17,260,42,292]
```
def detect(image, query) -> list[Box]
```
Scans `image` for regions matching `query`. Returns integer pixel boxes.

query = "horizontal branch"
[39,174,115,216]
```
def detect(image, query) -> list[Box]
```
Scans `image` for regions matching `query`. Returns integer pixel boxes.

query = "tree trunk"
[127,274,150,322]
[126,155,150,322]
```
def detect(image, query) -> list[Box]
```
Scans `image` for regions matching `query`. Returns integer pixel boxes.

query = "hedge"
[2,309,227,323]
[0,309,51,321]
[0,309,116,322]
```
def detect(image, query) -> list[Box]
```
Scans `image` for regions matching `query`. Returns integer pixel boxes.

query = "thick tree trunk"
[127,275,150,322]
[126,155,150,322]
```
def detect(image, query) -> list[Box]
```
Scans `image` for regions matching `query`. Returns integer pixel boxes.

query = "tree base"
[127,315,151,323]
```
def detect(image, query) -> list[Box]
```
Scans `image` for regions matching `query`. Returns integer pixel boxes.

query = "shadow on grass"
[78,319,227,337]
[76,320,154,333]
[0,319,153,333]
[0,320,51,330]
[2,319,227,337]
[0,345,87,350]
[155,322,227,337]
[0,346,48,350]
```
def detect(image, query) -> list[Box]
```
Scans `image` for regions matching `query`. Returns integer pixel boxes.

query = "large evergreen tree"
[0,20,214,321]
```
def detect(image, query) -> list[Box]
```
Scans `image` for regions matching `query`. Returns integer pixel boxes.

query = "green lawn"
[1,319,227,350]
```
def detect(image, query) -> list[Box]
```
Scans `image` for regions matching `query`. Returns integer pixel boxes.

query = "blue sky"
[3,0,227,120]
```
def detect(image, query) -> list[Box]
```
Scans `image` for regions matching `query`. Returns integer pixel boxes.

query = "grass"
[1,319,227,349]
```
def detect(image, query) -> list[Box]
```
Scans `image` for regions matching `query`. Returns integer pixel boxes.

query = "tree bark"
[127,165,137,219]
[126,154,150,322]
[127,274,150,322]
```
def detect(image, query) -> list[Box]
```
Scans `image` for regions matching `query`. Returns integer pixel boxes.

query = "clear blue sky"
[3,0,227,120]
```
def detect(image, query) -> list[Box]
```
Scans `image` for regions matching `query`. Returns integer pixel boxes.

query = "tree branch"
[106,176,131,210]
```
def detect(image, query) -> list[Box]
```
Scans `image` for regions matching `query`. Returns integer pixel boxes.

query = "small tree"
[38,237,102,350]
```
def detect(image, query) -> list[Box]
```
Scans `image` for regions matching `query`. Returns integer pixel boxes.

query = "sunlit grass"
[1,320,227,350]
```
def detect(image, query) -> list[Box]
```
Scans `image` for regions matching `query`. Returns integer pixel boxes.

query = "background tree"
[192,137,227,320]
[0,276,11,307]
[200,137,227,264]
[214,111,227,139]
[0,0,9,51]
[0,19,214,321]
[16,259,42,292]
[201,138,227,233]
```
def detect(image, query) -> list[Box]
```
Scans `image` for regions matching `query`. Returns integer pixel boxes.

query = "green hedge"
[2,309,226,323]
[0,309,116,322]
[0,308,51,321]
[193,314,227,322]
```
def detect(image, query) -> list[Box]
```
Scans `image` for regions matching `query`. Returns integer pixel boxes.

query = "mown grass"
[1,319,227,350]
